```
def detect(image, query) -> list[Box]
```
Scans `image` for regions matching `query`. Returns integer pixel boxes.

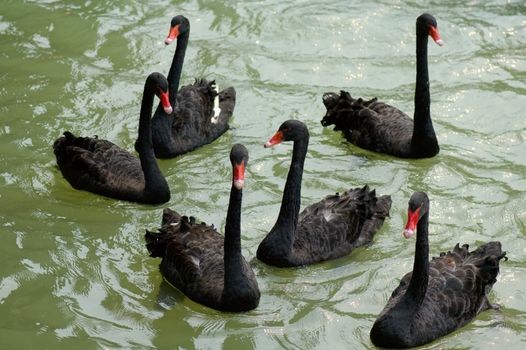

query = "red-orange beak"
[428,25,444,46]
[264,130,284,148]
[403,207,421,239]
[233,161,246,190]
[165,24,180,45]
[159,89,173,114]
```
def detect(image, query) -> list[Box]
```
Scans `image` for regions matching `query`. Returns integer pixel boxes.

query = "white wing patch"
[323,209,335,222]
[211,82,221,124]
[189,255,200,268]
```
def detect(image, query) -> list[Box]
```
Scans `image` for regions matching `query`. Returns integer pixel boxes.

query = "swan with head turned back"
[370,191,507,348]
[145,15,237,159]
[145,144,260,312]
[53,72,172,204]
[321,13,443,158]
[256,120,392,267]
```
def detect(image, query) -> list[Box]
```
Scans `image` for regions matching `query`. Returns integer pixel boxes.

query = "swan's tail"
[353,187,392,246]
[212,81,220,121]
[321,90,377,130]
[145,229,170,258]
[321,91,357,129]
[161,207,182,226]
[218,86,236,121]
[145,208,195,258]
[468,241,507,286]
[188,79,235,127]
[436,241,507,288]
[202,80,236,123]
[53,131,81,152]
[53,131,106,164]
[53,131,73,156]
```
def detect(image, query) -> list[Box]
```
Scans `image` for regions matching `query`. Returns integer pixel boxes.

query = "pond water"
[1,0,525,349]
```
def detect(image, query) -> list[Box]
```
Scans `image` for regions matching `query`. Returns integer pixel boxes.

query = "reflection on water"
[0,0,525,349]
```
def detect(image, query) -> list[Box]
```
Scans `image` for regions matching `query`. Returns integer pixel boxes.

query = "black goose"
[370,192,507,348]
[53,72,172,204]
[321,13,443,158]
[146,15,237,158]
[145,144,260,312]
[256,120,392,267]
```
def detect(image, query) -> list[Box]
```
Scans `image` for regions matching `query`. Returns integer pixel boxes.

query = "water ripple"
[0,1,525,349]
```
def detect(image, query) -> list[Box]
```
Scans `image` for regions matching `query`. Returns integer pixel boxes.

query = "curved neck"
[150,31,189,152]
[271,135,309,245]
[404,211,430,306]
[167,30,189,105]
[136,86,167,194]
[223,185,245,292]
[411,26,437,152]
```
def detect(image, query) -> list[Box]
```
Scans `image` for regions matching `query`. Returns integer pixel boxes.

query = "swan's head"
[417,13,444,47]
[165,15,190,45]
[264,119,309,147]
[230,144,249,190]
[403,192,429,239]
[147,72,173,114]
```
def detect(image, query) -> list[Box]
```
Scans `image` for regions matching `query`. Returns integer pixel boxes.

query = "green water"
[1,0,525,349]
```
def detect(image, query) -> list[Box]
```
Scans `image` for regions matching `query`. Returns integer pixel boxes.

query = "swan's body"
[321,13,442,158]
[148,15,236,158]
[53,73,172,204]
[257,120,391,267]
[145,144,260,312]
[370,192,507,348]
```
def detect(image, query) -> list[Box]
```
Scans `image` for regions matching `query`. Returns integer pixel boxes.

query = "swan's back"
[372,241,506,348]
[145,208,257,311]
[153,79,236,157]
[321,91,414,157]
[288,186,391,266]
[53,131,146,200]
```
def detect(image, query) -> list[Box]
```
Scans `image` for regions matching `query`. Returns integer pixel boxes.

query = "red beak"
[403,207,421,239]
[264,130,284,148]
[428,25,444,46]
[165,24,180,45]
[159,89,173,114]
[233,161,245,190]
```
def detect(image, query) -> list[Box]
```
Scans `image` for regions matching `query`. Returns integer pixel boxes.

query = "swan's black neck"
[270,135,309,250]
[411,25,438,156]
[404,210,430,306]
[167,30,189,105]
[136,85,169,202]
[222,185,246,294]
[149,30,189,157]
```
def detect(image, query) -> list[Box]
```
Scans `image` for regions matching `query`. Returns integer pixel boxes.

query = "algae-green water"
[1,1,525,349]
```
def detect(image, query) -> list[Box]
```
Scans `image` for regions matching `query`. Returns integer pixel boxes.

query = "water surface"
[1,1,525,349]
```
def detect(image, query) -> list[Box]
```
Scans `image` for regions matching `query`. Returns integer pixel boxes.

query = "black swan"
[321,13,443,158]
[256,120,392,267]
[145,144,260,312]
[53,72,172,204]
[146,15,237,158]
[370,192,507,348]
